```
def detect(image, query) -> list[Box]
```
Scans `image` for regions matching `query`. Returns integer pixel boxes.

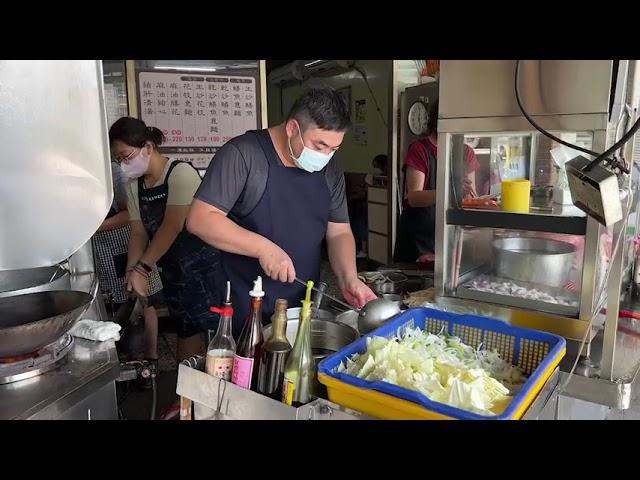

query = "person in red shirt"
[394,99,479,263]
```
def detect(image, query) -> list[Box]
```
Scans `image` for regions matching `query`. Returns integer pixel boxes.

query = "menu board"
[166,153,212,173]
[104,84,120,127]
[136,70,260,169]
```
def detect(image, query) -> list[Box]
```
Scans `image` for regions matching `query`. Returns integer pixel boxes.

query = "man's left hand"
[341,277,377,309]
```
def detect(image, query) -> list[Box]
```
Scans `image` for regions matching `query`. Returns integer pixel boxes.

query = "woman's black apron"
[138,161,220,338]
[394,143,437,263]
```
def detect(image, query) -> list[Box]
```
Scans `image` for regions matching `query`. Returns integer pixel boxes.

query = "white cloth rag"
[69,319,121,342]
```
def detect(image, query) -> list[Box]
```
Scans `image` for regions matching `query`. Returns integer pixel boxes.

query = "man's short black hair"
[286,87,351,132]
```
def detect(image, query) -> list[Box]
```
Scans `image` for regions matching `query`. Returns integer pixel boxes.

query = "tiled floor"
[117,322,181,420]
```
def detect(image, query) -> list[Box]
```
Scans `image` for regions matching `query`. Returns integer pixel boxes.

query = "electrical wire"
[556,179,632,397]
[587,110,640,172]
[514,61,599,158]
[514,60,640,173]
[150,375,157,420]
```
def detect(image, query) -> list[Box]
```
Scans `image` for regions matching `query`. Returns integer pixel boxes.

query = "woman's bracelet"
[133,266,150,278]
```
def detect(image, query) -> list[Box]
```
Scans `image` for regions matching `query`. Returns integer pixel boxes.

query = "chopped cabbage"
[335,327,526,416]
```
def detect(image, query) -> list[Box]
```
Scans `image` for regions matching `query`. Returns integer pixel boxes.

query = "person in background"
[345,172,368,259]
[187,88,377,334]
[91,160,164,380]
[349,153,389,259]
[394,99,478,263]
[109,117,221,364]
[366,154,389,187]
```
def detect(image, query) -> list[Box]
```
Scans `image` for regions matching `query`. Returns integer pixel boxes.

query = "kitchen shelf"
[456,273,579,318]
[446,208,587,235]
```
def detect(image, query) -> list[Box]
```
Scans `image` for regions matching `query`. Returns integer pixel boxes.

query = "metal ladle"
[357,297,401,334]
[294,278,361,314]
[294,278,401,334]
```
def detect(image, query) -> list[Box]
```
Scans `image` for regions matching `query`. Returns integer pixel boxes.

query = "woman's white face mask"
[121,146,151,179]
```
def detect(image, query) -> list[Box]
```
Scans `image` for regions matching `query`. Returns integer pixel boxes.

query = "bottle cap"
[250,276,265,298]
[274,298,288,312]
[210,305,234,317]
[300,280,314,312]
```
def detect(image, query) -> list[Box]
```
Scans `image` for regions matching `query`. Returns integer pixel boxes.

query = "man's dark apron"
[222,130,330,337]
[394,143,437,263]
[138,161,220,338]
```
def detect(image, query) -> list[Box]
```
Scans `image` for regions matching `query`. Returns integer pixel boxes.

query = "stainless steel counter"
[0,267,119,420]
[0,337,120,420]
[177,364,372,420]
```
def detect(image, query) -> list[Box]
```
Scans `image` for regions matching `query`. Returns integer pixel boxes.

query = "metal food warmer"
[0,60,119,420]
[432,60,640,416]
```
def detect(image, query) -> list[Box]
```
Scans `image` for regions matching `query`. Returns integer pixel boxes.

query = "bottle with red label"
[232,276,264,391]
[206,281,236,381]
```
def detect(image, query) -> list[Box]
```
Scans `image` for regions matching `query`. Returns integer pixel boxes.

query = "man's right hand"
[257,240,296,283]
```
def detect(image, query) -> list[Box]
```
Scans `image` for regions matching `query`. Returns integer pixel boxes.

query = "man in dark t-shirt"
[187,88,377,330]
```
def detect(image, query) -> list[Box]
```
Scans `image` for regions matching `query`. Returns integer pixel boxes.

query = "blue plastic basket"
[318,307,566,420]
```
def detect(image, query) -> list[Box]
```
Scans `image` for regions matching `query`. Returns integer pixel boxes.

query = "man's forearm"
[327,230,358,288]
[407,189,436,208]
[188,212,269,258]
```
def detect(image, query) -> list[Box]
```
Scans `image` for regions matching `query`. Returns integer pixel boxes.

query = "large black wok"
[0,290,93,357]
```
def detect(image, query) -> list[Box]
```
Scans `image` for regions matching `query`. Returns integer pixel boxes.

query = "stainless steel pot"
[335,309,359,331]
[263,318,360,398]
[263,318,359,361]
[492,237,576,288]
[381,294,404,309]
[286,307,335,322]
[374,282,401,295]
[0,290,93,357]
[0,266,71,298]
[361,271,408,295]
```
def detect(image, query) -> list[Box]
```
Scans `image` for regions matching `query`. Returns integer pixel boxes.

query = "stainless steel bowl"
[492,237,576,288]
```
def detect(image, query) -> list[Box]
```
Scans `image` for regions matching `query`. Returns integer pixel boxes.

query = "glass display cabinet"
[431,61,640,409]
